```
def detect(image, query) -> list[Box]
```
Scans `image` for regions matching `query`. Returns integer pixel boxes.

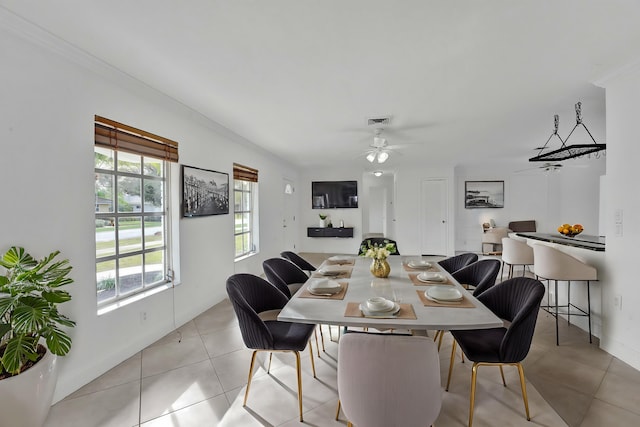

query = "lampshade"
[373,170,383,177]
[377,151,389,163]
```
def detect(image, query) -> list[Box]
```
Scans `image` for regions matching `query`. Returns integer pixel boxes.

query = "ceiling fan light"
[377,151,389,163]
[373,170,383,177]
[373,136,386,146]
[366,152,376,162]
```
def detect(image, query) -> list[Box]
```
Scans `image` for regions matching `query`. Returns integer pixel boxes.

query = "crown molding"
[592,56,640,88]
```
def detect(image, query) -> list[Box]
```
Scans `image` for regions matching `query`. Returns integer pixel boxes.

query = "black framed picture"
[465,181,504,209]
[182,165,229,217]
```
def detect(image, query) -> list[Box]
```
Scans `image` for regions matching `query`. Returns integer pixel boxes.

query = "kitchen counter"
[515,231,606,341]
[515,232,605,252]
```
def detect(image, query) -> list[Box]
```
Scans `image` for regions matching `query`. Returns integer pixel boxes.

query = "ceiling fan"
[515,162,564,173]
[363,128,403,163]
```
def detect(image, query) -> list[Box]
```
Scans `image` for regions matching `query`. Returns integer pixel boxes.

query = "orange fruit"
[557,226,563,233]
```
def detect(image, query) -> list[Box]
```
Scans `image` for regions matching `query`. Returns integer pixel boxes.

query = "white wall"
[299,167,363,254]
[298,166,456,256]
[597,65,640,370]
[0,24,298,401]
[455,161,605,252]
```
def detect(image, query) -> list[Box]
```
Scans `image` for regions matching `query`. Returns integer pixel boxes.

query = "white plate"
[318,269,343,276]
[328,255,353,262]
[424,295,462,305]
[318,265,348,276]
[359,302,401,317]
[426,286,463,301]
[309,288,341,296]
[417,272,445,282]
[408,260,432,269]
[308,279,342,294]
[365,297,395,312]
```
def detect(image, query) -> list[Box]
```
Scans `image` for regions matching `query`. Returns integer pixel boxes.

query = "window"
[234,163,259,259]
[94,116,179,307]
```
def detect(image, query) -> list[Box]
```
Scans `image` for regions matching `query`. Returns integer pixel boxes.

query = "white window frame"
[234,179,259,259]
[95,148,175,311]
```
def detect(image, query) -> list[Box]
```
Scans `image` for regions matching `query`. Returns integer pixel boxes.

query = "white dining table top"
[277,256,503,331]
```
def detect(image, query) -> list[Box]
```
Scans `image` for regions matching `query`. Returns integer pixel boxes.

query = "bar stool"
[532,244,597,345]
[501,237,534,279]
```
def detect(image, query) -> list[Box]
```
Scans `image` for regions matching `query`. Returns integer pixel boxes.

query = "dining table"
[277,255,503,331]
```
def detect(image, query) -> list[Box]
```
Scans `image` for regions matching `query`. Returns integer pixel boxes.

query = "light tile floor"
[44,254,640,427]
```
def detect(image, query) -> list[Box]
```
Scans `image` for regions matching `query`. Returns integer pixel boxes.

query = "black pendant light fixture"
[529,102,606,162]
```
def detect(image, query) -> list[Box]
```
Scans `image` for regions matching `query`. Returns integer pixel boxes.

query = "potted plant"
[0,246,75,427]
[319,213,328,227]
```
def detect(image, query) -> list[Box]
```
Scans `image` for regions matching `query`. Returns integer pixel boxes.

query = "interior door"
[420,179,448,255]
[282,178,296,250]
[368,185,387,235]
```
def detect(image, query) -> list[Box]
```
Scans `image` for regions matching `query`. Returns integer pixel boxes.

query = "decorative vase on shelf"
[370,258,391,278]
[319,218,327,227]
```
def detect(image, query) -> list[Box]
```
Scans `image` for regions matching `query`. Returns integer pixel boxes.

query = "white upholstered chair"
[337,333,442,427]
[481,226,510,254]
[501,237,534,279]
[532,244,597,345]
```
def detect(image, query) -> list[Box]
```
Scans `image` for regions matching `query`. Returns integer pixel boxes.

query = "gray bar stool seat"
[532,244,597,345]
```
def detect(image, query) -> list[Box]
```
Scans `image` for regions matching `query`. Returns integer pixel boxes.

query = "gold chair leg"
[267,352,273,373]
[499,365,506,386]
[308,341,317,378]
[314,329,320,357]
[517,363,531,421]
[319,324,326,352]
[347,422,353,427]
[294,351,304,422]
[446,340,457,391]
[469,363,479,427]
[437,330,445,351]
[244,350,258,406]
[335,400,341,420]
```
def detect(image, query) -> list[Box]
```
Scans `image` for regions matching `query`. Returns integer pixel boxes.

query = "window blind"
[95,115,179,162]
[233,163,259,182]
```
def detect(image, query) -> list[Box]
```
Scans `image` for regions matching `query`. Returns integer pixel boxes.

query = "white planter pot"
[0,347,58,427]
[319,219,327,227]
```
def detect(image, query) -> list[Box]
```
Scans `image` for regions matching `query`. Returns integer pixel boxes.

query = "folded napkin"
[415,290,475,308]
[298,282,348,300]
[344,302,417,319]
[402,263,440,273]
[408,273,453,286]
[311,269,352,279]
[325,258,355,266]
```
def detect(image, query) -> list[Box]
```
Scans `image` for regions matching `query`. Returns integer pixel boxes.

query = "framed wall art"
[182,165,229,217]
[464,180,504,209]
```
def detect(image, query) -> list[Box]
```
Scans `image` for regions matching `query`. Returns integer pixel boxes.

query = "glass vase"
[370,258,391,278]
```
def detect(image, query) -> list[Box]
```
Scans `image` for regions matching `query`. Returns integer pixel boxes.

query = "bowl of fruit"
[558,223,583,237]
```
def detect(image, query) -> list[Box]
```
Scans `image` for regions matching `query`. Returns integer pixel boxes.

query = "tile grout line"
[138,350,143,427]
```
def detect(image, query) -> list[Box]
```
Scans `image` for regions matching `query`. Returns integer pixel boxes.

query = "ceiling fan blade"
[514,167,541,173]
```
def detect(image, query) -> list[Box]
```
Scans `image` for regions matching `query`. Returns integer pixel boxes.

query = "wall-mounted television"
[312,180,358,209]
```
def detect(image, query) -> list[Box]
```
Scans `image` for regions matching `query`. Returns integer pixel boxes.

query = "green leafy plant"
[359,240,397,260]
[318,213,328,220]
[0,247,75,377]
